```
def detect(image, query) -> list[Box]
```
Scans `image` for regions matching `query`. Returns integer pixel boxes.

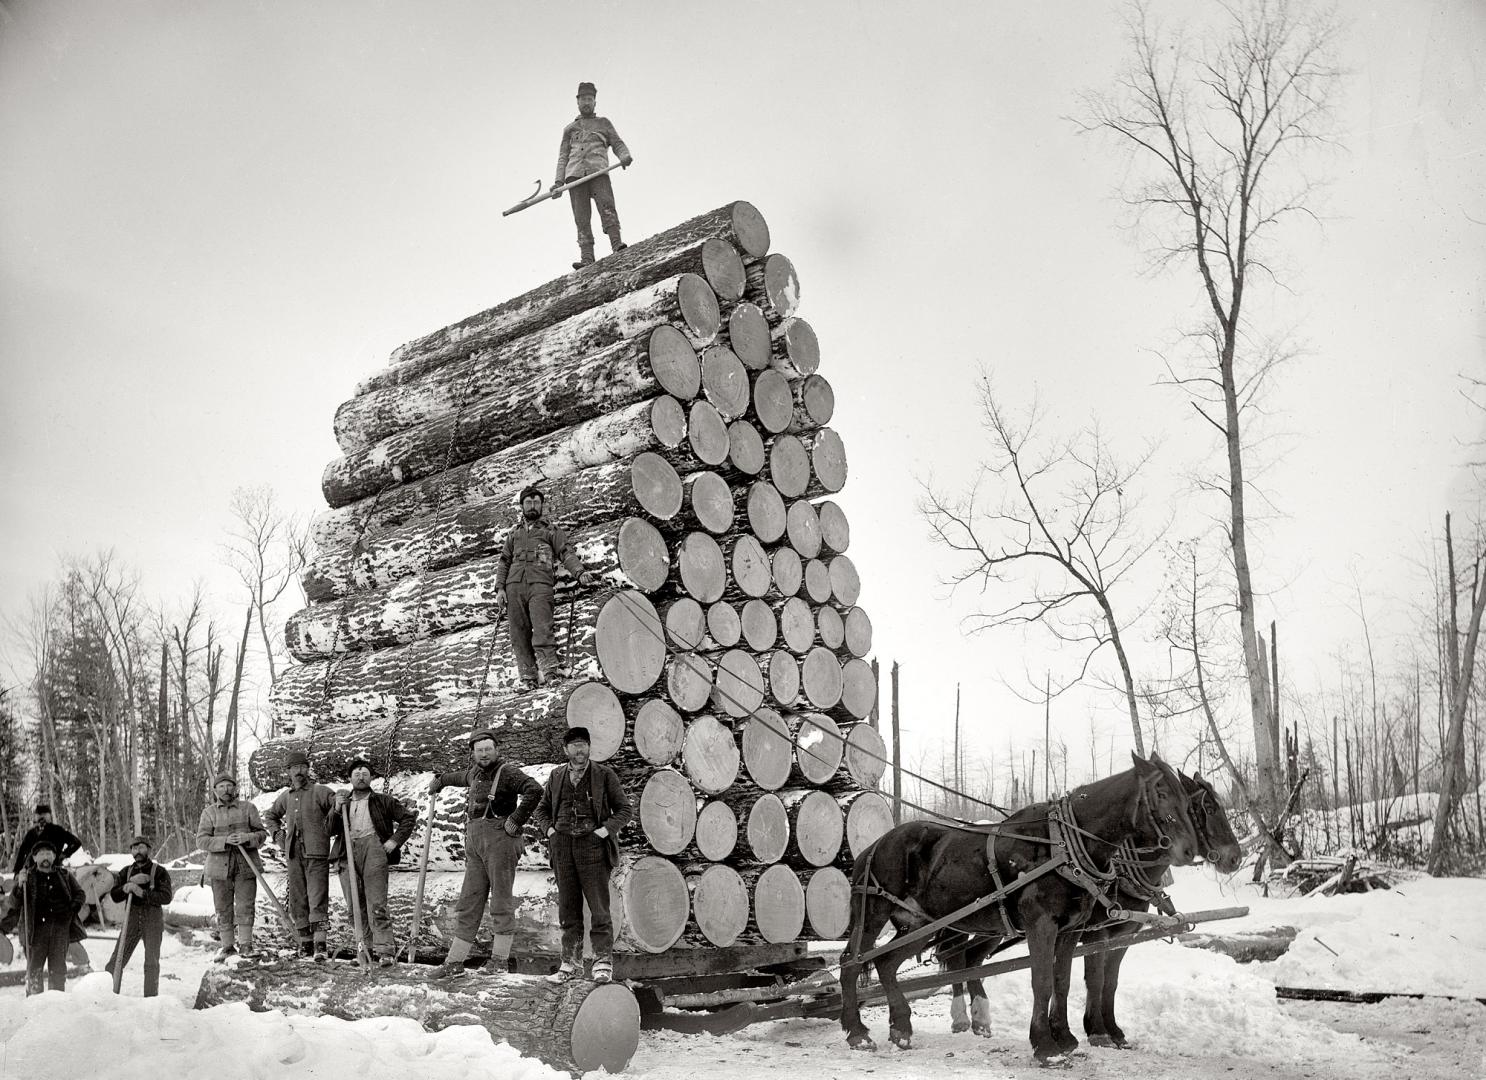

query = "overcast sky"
[1,0,1482,789]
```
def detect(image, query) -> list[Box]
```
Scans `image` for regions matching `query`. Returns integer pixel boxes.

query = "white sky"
[1,0,1482,790]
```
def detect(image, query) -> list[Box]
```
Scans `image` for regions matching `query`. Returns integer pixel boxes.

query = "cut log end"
[726,420,766,478]
[730,201,771,259]
[633,698,685,766]
[701,345,750,420]
[678,532,727,603]
[752,369,794,434]
[810,429,848,494]
[631,452,684,521]
[767,435,811,499]
[828,554,862,607]
[706,600,742,647]
[595,591,667,693]
[677,272,722,341]
[771,547,803,599]
[687,400,730,467]
[568,681,626,761]
[729,534,773,600]
[793,711,844,784]
[815,498,850,554]
[640,768,698,855]
[746,792,789,863]
[688,862,749,947]
[741,707,792,791]
[613,855,690,953]
[713,648,766,718]
[744,481,786,543]
[728,303,772,370]
[752,863,805,944]
[662,597,706,651]
[786,499,823,559]
[686,470,735,534]
[648,325,702,400]
[681,714,741,794]
[694,799,740,861]
[777,317,820,376]
[804,866,852,939]
[617,517,672,593]
[701,238,747,302]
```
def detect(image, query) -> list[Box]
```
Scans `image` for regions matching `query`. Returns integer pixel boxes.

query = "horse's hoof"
[1111,1037,1132,1050]
[1087,1034,1114,1048]
[972,1022,992,1037]
[847,1034,876,1052]
[889,1032,913,1050]
[951,1020,970,1034]
[1055,1034,1080,1054]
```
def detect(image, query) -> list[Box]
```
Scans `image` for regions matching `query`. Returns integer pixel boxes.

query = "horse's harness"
[845,772,1186,968]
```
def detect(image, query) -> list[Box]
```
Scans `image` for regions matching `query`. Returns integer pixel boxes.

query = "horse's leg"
[840,900,891,1050]
[950,979,970,1033]
[1099,934,1136,1049]
[964,938,994,1036]
[1082,928,1113,1045]
[1024,913,1062,1062]
[1049,932,1080,1054]
[876,938,923,1050]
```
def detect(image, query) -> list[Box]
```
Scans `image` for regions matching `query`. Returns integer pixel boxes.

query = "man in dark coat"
[1,837,86,994]
[262,749,338,959]
[494,485,599,689]
[328,757,417,967]
[12,804,83,873]
[550,80,633,270]
[531,726,632,983]
[103,835,174,996]
[429,731,543,978]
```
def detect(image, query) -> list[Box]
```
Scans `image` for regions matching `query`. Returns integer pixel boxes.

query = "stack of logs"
[248,201,895,964]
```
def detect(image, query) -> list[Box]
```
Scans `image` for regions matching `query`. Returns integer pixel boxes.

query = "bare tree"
[921,379,1161,753]
[221,485,309,692]
[1078,0,1342,811]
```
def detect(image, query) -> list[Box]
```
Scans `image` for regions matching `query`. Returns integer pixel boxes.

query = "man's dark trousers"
[507,581,558,680]
[550,832,613,962]
[105,905,164,996]
[567,172,620,249]
[27,922,70,995]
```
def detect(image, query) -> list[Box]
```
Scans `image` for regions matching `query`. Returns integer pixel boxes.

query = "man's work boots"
[482,932,515,975]
[435,938,473,979]
[546,958,580,984]
[572,244,595,271]
[607,230,626,255]
[592,958,614,983]
[313,941,328,963]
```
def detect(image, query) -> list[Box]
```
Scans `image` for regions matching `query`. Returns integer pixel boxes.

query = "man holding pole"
[103,836,173,996]
[428,731,542,979]
[262,750,338,960]
[196,772,267,961]
[550,81,633,270]
[0,838,87,994]
[329,757,416,967]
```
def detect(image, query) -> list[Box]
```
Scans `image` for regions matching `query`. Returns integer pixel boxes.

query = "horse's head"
[1128,751,1201,865]
[1181,771,1243,873]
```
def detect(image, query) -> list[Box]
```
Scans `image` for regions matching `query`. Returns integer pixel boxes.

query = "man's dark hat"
[577,81,596,96]
[467,729,498,749]
[519,484,545,504]
[564,726,591,746]
[129,835,151,849]
[214,772,237,786]
[34,803,51,815]
[30,838,56,855]
[285,750,310,768]
[346,756,375,775]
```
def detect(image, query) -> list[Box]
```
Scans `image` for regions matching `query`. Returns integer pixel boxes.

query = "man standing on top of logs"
[551,81,633,270]
[103,835,174,996]
[328,757,417,967]
[197,772,267,962]
[428,731,543,979]
[495,484,600,690]
[12,804,83,874]
[532,726,631,984]
[262,750,337,960]
[1,838,86,995]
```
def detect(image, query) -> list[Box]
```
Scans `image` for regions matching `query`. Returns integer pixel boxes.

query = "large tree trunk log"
[770,317,820,378]
[361,202,769,394]
[745,862,804,944]
[802,866,851,940]
[726,302,771,370]
[665,652,714,713]
[288,519,669,660]
[310,396,686,553]
[728,790,787,863]
[194,948,643,1075]
[740,599,778,652]
[739,481,786,543]
[790,712,844,785]
[786,499,822,559]
[609,854,690,953]
[779,787,844,869]
[636,767,697,856]
[250,683,597,786]
[771,547,803,599]
[788,373,835,434]
[678,470,735,534]
[691,800,739,861]
[627,698,685,767]
[594,591,667,694]
[700,345,750,420]
[675,532,726,603]
[305,455,680,601]
[710,648,766,718]
[833,722,887,792]
[839,790,895,860]
[738,708,791,791]
[745,253,801,325]
[842,605,872,658]
[685,863,749,947]
[336,274,721,453]
[679,714,740,794]
[659,597,706,650]
[726,419,766,479]
[814,498,849,554]
[322,327,701,508]
[800,646,846,711]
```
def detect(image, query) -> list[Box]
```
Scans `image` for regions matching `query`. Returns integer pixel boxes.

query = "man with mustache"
[263,749,338,960]
[196,772,267,961]
[103,835,174,996]
[328,757,416,967]
[1,838,87,994]
[550,81,633,270]
[11,804,82,874]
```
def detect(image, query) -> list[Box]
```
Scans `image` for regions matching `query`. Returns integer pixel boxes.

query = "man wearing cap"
[531,726,631,984]
[103,836,174,996]
[328,757,417,967]
[550,81,633,270]
[1,837,87,994]
[196,772,267,961]
[262,750,338,960]
[495,485,600,690]
[12,804,83,874]
[427,731,542,978]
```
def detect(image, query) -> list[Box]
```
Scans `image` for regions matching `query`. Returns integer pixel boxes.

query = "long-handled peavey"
[502,162,630,218]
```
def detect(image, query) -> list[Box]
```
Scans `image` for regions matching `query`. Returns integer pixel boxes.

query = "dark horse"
[838,753,1200,1063]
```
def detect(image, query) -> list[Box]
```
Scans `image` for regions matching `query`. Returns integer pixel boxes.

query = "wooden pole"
[110,892,132,994]
[406,792,435,963]
[953,682,961,818]
[340,806,373,966]
[868,659,880,732]
[890,661,902,824]
[1044,671,1051,799]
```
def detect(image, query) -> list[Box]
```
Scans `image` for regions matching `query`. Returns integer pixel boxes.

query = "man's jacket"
[109,859,174,910]
[1,867,86,946]
[434,760,543,827]
[12,822,83,873]
[554,115,630,185]
[263,783,338,859]
[326,791,417,866]
[496,517,584,589]
[196,799,267,881]
[531,762,632,869]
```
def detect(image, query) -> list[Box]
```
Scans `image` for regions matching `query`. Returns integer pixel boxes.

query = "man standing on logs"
[11,804,83,874]
[329,757,416,967]
[551,81,633,270]
[532,726,631,984]
[102,835,173,996]
[197,773,267,961]
[429,731,543,979]
[262,750,338,960]
[1,838,86,995]
[495,485,600,690]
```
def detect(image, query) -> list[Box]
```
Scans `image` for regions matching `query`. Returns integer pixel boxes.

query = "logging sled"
[202,199,1246,1073]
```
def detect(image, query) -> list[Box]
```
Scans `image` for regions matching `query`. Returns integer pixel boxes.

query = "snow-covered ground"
[1,865,1482,1079]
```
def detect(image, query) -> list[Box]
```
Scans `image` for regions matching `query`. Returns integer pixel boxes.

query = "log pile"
[252,201,892,976]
